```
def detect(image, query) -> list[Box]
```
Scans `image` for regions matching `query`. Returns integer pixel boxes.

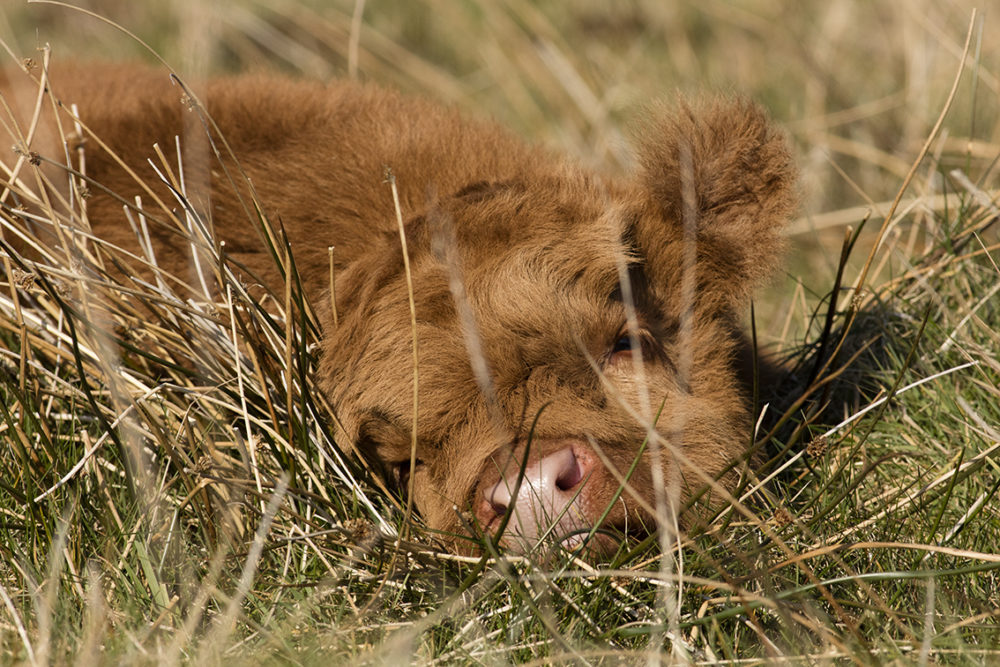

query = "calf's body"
[1,63,796,556]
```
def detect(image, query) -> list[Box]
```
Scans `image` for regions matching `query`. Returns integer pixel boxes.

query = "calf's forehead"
[451,201,639,301]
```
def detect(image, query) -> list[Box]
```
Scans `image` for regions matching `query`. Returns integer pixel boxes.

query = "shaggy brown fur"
[1,63,796,557]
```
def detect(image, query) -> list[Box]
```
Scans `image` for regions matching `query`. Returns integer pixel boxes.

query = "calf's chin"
[2,63,797,559]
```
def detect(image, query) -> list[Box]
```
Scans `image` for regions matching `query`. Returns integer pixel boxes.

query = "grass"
[0,0,999,664]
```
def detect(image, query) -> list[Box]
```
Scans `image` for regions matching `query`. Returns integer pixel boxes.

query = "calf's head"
[318,97,796,557]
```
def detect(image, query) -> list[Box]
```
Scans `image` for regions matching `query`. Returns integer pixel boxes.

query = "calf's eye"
[611,334,633,354]
[607,331,640,366]
[607,327,665,367]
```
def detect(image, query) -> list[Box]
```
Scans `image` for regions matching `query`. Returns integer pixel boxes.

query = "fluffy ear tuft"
[634,95,798,304]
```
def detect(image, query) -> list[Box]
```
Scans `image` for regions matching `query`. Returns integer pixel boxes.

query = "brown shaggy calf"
[1,63,796,556]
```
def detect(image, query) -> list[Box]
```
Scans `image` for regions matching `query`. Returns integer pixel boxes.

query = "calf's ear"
[632,95,797,309]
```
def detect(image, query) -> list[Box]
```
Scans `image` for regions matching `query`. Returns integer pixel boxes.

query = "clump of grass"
[0,50,407,664]
[0,1,998,664]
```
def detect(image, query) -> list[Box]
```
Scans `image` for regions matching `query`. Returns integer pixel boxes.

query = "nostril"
[485,479,512,517]
[532,446,584,493]
[489,497,507,516]
[477,442,599,550]
[554,451,583,491]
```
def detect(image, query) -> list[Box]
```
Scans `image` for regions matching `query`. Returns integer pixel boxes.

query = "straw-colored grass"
[0,1,998,664]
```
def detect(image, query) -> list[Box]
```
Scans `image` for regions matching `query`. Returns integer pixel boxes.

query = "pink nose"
[484,445,591,550]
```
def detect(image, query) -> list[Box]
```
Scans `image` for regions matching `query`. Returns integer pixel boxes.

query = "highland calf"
[0,63,796,557]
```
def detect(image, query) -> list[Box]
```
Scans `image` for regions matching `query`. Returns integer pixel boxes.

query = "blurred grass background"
[1,0,998,664]
[4,0,998,340]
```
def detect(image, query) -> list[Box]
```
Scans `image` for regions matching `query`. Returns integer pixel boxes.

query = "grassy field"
[0,0,998,664]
